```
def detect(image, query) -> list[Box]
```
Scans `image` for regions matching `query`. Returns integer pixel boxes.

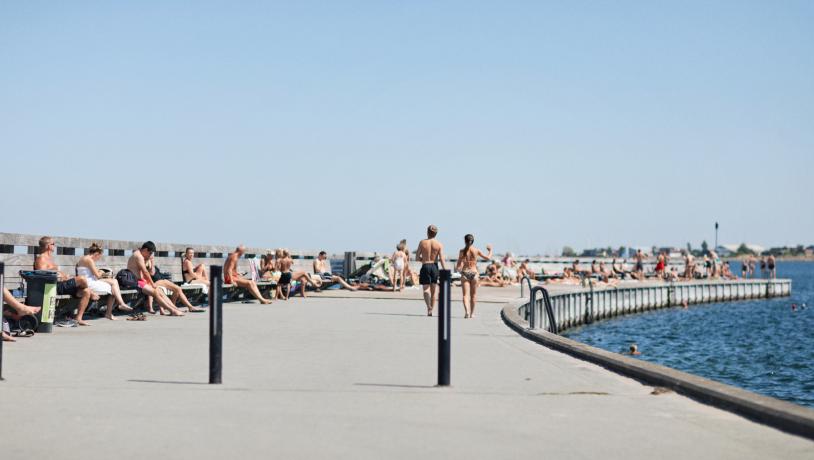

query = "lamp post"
[715,222,719,253]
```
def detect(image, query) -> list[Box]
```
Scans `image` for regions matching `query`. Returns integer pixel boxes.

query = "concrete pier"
[1,293,812,459]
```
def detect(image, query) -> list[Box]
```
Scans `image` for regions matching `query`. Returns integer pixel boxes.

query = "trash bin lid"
[19,270,59,281]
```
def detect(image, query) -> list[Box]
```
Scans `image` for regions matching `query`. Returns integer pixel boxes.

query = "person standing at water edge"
[767,254,777,279]
[633,249,645,281]
[416,225,446,316]
[455,234,492,318]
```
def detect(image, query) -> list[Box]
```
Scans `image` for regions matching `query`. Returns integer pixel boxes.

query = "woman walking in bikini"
[455,234,493,319]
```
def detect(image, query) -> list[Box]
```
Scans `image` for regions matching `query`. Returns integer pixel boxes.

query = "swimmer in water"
[628,344,641,355]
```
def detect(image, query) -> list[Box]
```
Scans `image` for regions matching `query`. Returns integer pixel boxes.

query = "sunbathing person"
[501,252,518,282]
[276,249,320,299]
[260,251,278,281]
[479,261,510,287]
[116,241,185,316]
[455,234,493,318]
[145,254,205,312]
[3,288,41,319]
[34,236,93,326]
[611,259,627,279]
[597,261,614,283]
[224,245,272,304]
[76,243,134,320]
[683,252,695,279]
[721,262,738,280]
[516,259,536,282]
[182,248,209,287]
[313,251,357,290]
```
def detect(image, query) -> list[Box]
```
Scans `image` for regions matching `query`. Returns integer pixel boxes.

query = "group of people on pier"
[2,230,783,341]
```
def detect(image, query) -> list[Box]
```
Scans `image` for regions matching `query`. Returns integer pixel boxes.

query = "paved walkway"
[1,293,812,459]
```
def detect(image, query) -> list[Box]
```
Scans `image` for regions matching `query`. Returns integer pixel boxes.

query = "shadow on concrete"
[354,382,437,389]
[364,312,428,318]
[128,379,208,385]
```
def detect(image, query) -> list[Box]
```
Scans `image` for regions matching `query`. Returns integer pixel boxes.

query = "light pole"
[714,222,719,253]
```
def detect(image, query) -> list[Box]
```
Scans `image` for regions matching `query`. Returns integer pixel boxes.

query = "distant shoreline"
[723,256,814,262]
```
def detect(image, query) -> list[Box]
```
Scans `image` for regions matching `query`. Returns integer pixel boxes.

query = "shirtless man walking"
[224,246,272,304]
[416,225,446,316]
[118,241,185,316]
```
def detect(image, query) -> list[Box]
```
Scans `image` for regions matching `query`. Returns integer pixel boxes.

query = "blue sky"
[1,1,812,255]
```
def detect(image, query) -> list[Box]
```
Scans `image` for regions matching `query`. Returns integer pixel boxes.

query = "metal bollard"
[437,269,451,386]
[1,262,5,381]
[209,265,223,384]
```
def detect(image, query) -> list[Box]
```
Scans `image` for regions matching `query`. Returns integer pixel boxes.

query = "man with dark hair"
[117,241,185,316]
[313,251,357,291]
[416,225,446,316]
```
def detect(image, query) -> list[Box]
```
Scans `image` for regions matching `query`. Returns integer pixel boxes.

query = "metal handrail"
[529,285,558,334]
[520,275,533,298]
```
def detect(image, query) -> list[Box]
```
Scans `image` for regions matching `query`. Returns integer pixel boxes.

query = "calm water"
[565,261,814,408]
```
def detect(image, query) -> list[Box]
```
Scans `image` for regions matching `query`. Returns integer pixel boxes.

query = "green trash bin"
[21,270,58,333]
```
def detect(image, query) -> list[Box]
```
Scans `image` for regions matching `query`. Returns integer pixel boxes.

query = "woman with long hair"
[76,243,133,321]
[455,234,493,319]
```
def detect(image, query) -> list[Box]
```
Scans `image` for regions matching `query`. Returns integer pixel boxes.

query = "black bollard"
[437,269,451,386]
[1,262,5,381]
[209,265,223,384]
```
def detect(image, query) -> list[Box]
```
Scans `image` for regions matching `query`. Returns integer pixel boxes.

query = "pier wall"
[503,278,814,439]
[519,279,791,333]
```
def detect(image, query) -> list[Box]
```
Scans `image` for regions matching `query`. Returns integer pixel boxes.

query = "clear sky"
[2,1,812,255]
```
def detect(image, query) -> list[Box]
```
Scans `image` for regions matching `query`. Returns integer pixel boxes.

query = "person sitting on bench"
[516,259,536,282]
[182,248,209,287]
[76,243,134,320]
[116,241,186,316]
[224,245,272,304]
[276,249,321,299]
[3,288,41,319]
[34,236,94,326]
[145,253,205,313]
[313,251,357,291]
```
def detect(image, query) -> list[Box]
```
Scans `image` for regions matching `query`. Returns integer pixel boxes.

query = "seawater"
[564,261,814,408]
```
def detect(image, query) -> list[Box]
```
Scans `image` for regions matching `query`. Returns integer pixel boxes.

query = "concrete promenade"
[1,289,812,459]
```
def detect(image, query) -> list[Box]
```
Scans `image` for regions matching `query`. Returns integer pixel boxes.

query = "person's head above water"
[427,225,438,238]
[630,344,639,354]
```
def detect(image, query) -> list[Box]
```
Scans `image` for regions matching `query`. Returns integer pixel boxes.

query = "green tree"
[701,240,709,255]
[562,246,577,257]
[618,246,627,257]
[736,243,754,256]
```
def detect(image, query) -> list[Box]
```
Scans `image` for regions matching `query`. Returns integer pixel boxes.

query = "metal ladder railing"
[528,285,558,334]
